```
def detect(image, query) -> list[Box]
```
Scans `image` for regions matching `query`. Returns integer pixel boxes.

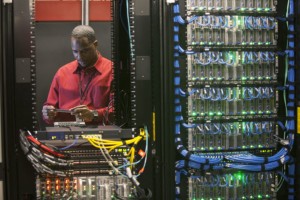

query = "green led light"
[250,111,255,114]
[242,197,246,200]
[241,8,246,11]
[217,112,222,115]
[242,77,247,80]
[250,145,254,148]
[242,111,247,115]
[258,145,262,148]
[192,112,197,116]
[242,145,246,149]
[218,198,221,200]
[201,147,205,150]
[200,42,205,45]
[209,147,214,150]
[266,195,270,198]
[235,172,243,180]
[250,195,254,199]
[209,112,214,116]
[200,112,205,116]
[258,195,262,198]
[257,8,262,11]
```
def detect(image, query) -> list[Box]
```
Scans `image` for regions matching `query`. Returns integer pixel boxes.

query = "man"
[42,25,113,125]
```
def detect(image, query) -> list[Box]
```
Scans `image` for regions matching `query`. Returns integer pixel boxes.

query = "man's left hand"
[70,105,94,122]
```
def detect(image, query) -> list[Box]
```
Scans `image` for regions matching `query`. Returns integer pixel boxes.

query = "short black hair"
[71,25,96,44]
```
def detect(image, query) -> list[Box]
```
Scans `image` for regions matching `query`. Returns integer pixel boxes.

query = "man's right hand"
[42,105,56,120]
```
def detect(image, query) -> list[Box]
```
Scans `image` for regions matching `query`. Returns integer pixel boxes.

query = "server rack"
[2,0,300,199]
[2,0,157,199]
[159,0,298,199]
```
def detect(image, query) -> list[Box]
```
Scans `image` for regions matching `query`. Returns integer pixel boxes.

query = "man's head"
[71,25,99,68]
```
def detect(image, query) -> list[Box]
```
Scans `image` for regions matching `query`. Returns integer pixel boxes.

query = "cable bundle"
[19,127,149,178]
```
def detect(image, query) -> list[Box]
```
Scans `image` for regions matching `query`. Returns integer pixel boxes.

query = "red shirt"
[44,54,112,124]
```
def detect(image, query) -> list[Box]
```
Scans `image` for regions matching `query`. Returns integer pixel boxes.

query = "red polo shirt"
[44,54,112,124]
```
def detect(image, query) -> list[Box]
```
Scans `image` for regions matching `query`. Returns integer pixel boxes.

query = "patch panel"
[188,171,277,200]
[188,86,277,117]
[186,0,277,12]
[187,50,278,87]
[36,175,133,200]
[187,15,277,46]
[187,121,277,151]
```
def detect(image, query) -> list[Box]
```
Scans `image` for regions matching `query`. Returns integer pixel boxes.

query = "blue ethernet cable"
[59,138,78,150]
[176,160,223,171]
[175,137,222,164]
[173,3,223,167]
[285,0,295,198]
[226,148,288,164]
[226,155,291,171]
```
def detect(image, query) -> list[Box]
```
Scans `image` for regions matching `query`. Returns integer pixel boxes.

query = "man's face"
[71,37,98,68]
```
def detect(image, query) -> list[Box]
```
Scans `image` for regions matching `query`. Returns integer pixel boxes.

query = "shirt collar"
[73,52,103,74]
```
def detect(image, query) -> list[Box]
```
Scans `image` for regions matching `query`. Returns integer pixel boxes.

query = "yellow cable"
[82,130,146,166]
